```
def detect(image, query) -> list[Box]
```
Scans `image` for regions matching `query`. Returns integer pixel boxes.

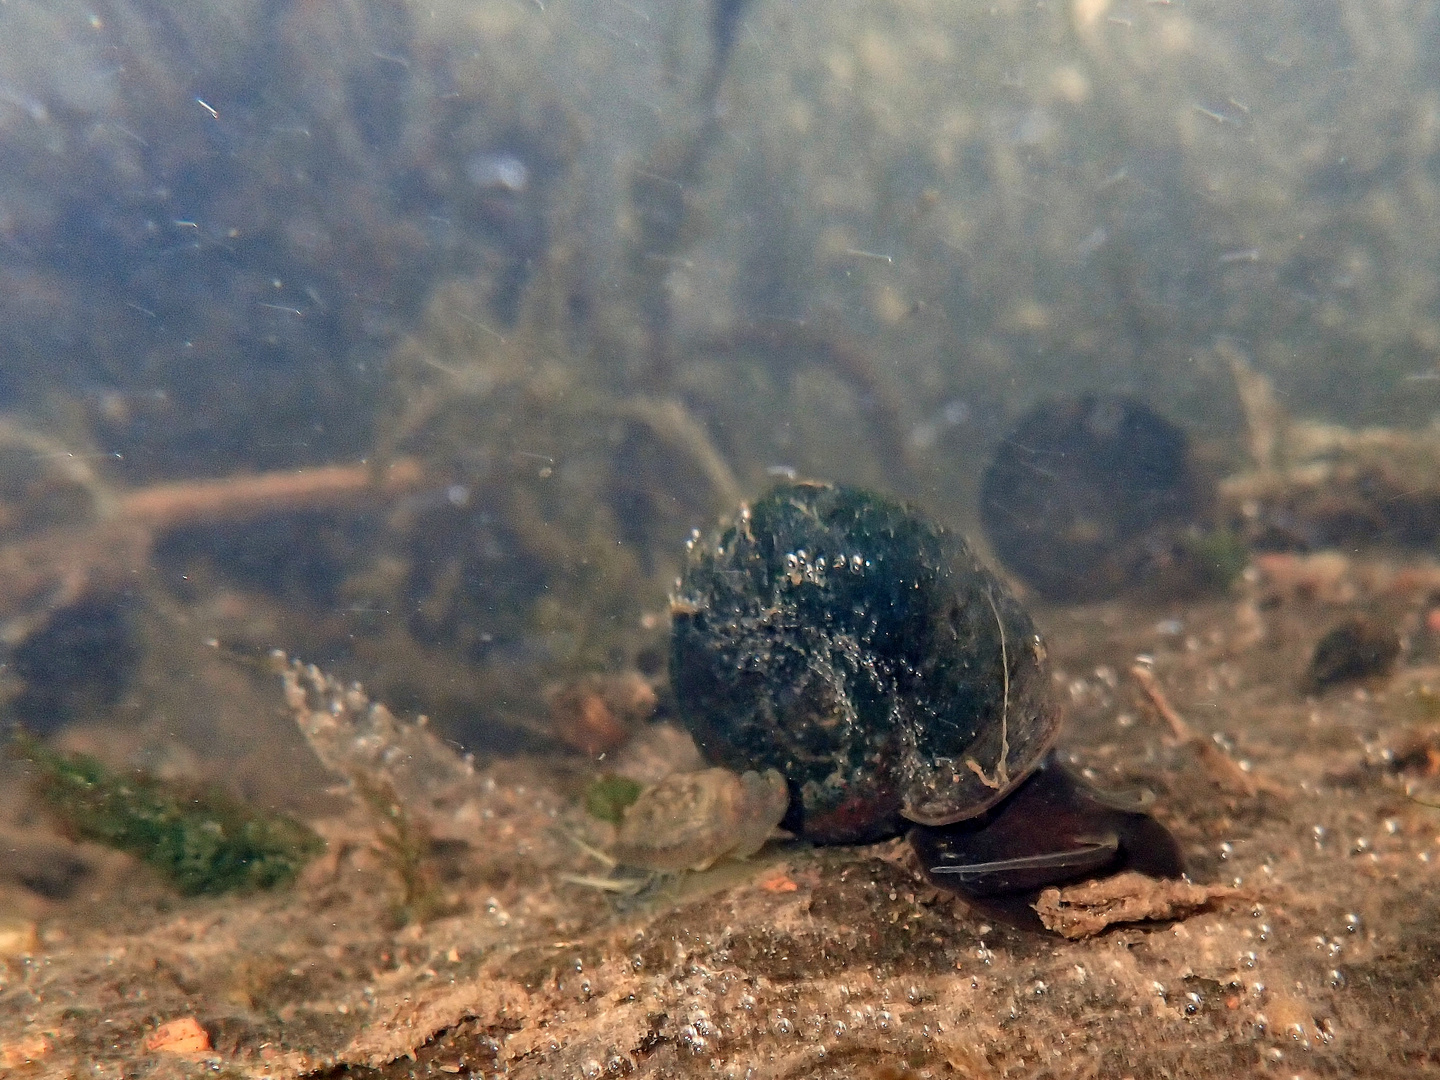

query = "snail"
[670,481,1183,928]
[980,393,1215,601]
[611,766,789,872]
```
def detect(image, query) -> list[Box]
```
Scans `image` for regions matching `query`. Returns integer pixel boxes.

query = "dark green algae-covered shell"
[669,481,1061,845]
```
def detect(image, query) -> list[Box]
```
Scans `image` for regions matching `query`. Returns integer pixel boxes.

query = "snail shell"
[669,481,1061,844]
[612,767,789,872]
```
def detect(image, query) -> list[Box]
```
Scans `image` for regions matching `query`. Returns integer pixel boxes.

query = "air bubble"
[466,151,530,193]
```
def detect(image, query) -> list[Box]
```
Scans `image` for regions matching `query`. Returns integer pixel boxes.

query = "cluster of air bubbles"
[779,549,867,588]
[1312,935,1344,960]
[677,1009,713,1055]
[484,896,511,926]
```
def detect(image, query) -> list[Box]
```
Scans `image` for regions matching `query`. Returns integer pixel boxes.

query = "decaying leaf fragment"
[1034,871,1254,939]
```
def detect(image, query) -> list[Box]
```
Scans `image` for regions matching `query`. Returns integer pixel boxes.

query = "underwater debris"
[1222,349,1440,552]
[15,732,322,896]
[142,1017,212,1057]
[1130,663,1277,798]
[545,671,658,756]
[277,651,480,804]
[0,430,424,647]
[1034,871,1255,939]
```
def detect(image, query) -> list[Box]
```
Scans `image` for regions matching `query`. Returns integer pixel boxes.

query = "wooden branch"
[0,459,427,639]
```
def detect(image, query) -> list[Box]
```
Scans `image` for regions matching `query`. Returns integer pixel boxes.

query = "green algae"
[14,732,322,896]
[584,773,644,825]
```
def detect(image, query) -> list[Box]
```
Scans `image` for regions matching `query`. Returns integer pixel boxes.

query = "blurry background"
[1,0,1438,771]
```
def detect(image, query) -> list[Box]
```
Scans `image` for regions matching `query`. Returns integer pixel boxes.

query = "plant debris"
[1034,871,1256,939]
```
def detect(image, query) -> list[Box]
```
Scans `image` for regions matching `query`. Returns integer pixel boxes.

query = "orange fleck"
[144,1017,211,1055]
[1427,608,1440,635]
[758,868,799,893]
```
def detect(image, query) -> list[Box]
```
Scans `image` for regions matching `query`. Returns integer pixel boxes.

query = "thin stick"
[118,458,424,531]
[1130,664,1266,797]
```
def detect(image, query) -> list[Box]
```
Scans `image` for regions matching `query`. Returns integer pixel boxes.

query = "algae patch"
[14,732,323,895]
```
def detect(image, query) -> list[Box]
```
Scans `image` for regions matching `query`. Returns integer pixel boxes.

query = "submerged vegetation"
[13,731,323,896]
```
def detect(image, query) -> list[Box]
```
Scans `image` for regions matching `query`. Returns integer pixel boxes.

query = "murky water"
[3,2,1440,1076]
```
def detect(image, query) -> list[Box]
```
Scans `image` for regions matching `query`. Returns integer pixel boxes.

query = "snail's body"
[910,751,1184,928]
[670,481,1183,926]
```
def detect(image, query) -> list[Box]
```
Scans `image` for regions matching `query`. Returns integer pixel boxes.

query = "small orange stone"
[144,1017,211,1055]
[757,868,799,893]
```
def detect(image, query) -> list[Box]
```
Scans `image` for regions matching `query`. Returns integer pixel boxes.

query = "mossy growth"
[584,774,643,825]
[14,732,323,895]
[1177,527,1251,593]
[349,771,461,927]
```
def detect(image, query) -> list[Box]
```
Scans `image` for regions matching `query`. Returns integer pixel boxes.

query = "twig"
[1130,664,1272,797]
[0,458,426,641]
[118,458,424,531]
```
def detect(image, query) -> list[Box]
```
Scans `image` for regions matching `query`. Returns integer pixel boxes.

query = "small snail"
[611,766,789,872]
[670,481,1183,928]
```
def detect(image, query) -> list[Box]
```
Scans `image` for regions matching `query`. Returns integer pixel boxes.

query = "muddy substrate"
[4,557,1440,1079]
